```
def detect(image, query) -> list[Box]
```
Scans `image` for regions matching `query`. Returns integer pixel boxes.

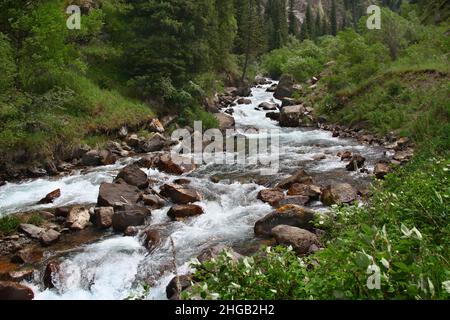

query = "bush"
[0,215,21,235]
[0,33,16,92]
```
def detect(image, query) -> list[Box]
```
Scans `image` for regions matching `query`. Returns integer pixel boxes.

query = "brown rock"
[257,188,285,206]
[278,195,310,207]
[320,183,357,206]
[254,205,315,237]
[148,118,165,133]
[124,226,139,236]
[141,194,166,209]
[19,224,45,240]
[340,151,352,161]
[287,184,321,199]
[97,182,141,207]
[40,229,60,246]
[0,281,34,300]
[346,154,366,171]
[214,113,235,131]
[160,184,202,204]
[112,204,151,232]
[115,164,148,189]
[166,275,192,300]
[237,98,252,105]
[272,225,320,255]
[55,207,70,218]
[11,247,43,264]
[167,204,204,220]
[374,162,391,179]
[143,229,161,251]
[7,268,34,282]
[276,170,313,189]
[43,260,60,289]
[94,207,114,229]
[38,188,61,204]
[274,74,295,99]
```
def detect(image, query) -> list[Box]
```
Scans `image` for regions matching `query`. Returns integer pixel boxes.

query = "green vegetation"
[26,213,44,227]
[185,4,450,300]
[0,215,21,235]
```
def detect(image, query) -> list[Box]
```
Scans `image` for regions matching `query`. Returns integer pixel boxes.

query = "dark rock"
[19,224,45,240]
[173,178,191,185]
[276,170,313,189]
[277,195,310,207]
[11,247,43,264]
[141,194,166,209]
[272,225,320,255]
[112,204,151,232]
[266,84,277,92]
[160,184,202,204]
[346,154,366,171]
[38,188,61,204]
[140,133,168,153]
[97,182,141,207]
[258,102,278,110]
[28,167,47,178]
[115,164,148,189]
[39,211,55,220]
[257,188,285,207]
[98,149,117,165]
[287,184,321,199]
[148,118,165,133]
[214,113,235,131]
[55,207,70,218]
[237,98,252,105]
[40,229,60,246]
[265,112,279,121]
[124,226,139,237]
[7,269,34,282]
[81,149,102,166]
[166,275,192,300]
[279,104,314,127]
[320,183,357,206]
[274,74,295,99]
[167,204,204,220]
[0,281,34,300]
[281,97,296,107]
[142,229,161,251]
[254,205,315,237]
[43,260,60,289]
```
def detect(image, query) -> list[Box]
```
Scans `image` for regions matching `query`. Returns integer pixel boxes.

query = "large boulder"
[274,74,295,99]
[0,281,34,300]
[320,183,357,206]
[43,260,60,289]
[94,207,114,229]
[97,182,141,207]
[11,247,43,264]
[167,204,204,220]
[138,153,196,175]
[271,225,320,255]
[214,113,235,131]
[197,244,242,264]
[40,229,60,246]
[81,149,102,166]
[38,188,61,204]
[254,204,315,237]
[160,184,202,204]
[279,105,314,127]
[276,170,313,189]
[141,194,166,209]
[139,133,168,153]
[115,164,148,189]
[287,184,321,200]
[112,204,151,232]
[19,224,45,240]
[265,112,280,121]
[66,206,90,230]
[257,188,285,207]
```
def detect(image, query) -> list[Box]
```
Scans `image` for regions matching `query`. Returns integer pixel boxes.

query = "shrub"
[0,215,21,235]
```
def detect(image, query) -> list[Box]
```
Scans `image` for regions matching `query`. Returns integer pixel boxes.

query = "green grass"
[0,215,21,235]
[26,213,44,227]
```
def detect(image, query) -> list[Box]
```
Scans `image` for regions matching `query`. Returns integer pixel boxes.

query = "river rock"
[94,207,114,229]
[279,105,314,127]
[214,113,235,131]
[158,153,196,175]
[112,204,151,232]
[287,184,321,199]
[274,74,295,99]
[340,151,352,161]
[258,102,278,110]
[142,229,161,251]
[66,206,90,230]
[81,149,102,166]
[374,162,391,179]
[254,204,315,237]
[55,206,70,218]
[28,167,47,178]
[167,204,204,220]
[40,229,60,246]
[346,154,366,171]
[148,118,165,133]
[115,164,148,189]
[237,98,252,105]
[19,224,45,240]
[277,195,310,207]
[276,170,313,189]
[197,244,242,264]
[393,148,414,163]
[257,188,285,206]
[141,193,166,209]
[7,269,34,282]
[265,112,279,121]
[160,184,202,204]
[38,188,61,204]
[271,225,320,255]
[11,247,43,264]
[98,149,117,165]
[0,281,34,300]
[166,275,192,300]
[266,83,277,92]
[97,182,141,207]
[140,133,168,153]
[43,260,60,289]
[320,183,357,206]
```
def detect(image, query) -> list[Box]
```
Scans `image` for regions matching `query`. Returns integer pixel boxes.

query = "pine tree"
[266,0,288,49]
[288,0,298,36]
[304,2,314,39]
[299,21,307,41]
[314,11,322,38]
[330,0,337,36]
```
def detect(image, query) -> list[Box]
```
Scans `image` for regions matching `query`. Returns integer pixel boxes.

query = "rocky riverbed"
[0,78,414,300]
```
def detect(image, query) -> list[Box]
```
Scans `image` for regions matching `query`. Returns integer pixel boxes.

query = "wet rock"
[0,180,5,187]
[167,204,204,220]
[272,225,320,255]
[236,84,251,97]
[142,229,161,251]
[214,113,235,131]
[94,207,114,229]
[258,102,278,110]
[320,183,357,206]
[43,260,60,289]
[255,75,269,85]
[254,205,315,237]
[173,178,191,185]
[265,112,279,121]
[66,207,90,230]
[274,74,295,99]
[97,182,141,207]
[287,184,321,200]
[11,247,43,264]
[160,184,203,204]
[313,154,326,161]
[374,162,391,179]
[98,149,117,165]
[166,275,192,300]
[266,83,277,92]
[0,281,34,300]
[112,204,151,232]
[197,244,242,264]
[148,118,165,133]
[38,188,61,204]
[393,148,414,163]
[278,195,310,207]
[40,229,60,246]
[115,164,148,189]
[141,194,166,209]
[140,133,168,153]
[124,226,139,237]
[55,207,70,218]
[394,137,410,151]
[237,98,252,105]
[73,144,91,159]
[340,151,352,161]
[7,268,34,282]
[276,170,313,189]
[281,97,296,107]
[157,154,196,175]
[19,224,45,240]
[279,105,308,127]
[81,149,102,166]
[39,211,54,220]
[257,188,285,206]
[346,154,366,171]
[28,167,47,178]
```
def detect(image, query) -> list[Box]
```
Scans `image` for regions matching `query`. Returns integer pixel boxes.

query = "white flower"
[230,282,241,289]
[400,224,423,240]
[243,257,251,269]
[270,289,277,294]
[442,281,450,294]
[381,258,390,269]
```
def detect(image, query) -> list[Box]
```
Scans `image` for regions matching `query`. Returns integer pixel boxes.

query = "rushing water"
[0,80,386,300]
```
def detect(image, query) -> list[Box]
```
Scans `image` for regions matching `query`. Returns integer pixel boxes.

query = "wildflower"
[400,224,423,240]
[442,281,450,294]
[381,258,390,269]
